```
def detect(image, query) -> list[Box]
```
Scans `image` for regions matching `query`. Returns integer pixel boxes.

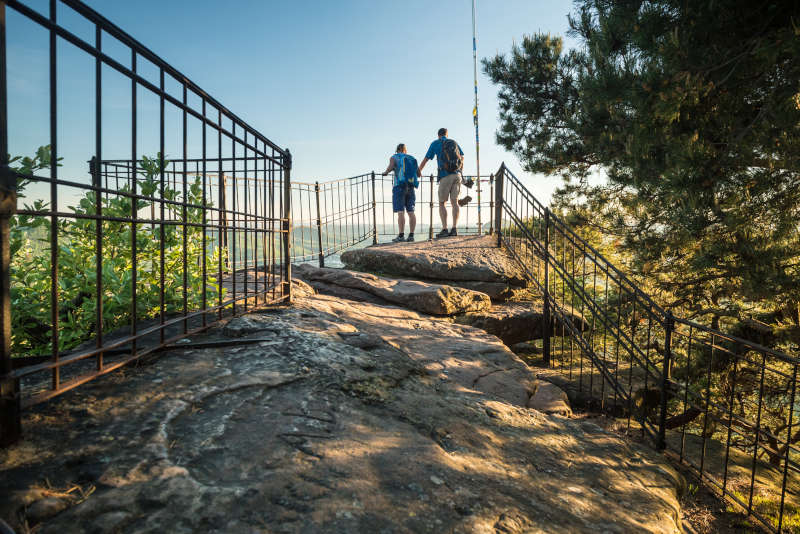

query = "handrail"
[493,162,799,534]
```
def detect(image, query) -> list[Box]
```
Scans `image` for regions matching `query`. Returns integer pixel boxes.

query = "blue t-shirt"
[425,137,464,179]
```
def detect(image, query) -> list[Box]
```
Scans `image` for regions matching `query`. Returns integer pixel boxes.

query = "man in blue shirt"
[418,128,464,238]
[382,143,417,242]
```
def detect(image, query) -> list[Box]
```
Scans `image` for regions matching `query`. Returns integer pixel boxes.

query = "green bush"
[10,147,224,356]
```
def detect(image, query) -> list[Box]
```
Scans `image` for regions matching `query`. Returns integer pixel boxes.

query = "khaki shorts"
[437,173,461,204]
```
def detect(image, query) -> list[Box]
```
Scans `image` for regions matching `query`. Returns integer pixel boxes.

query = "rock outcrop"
[0,293,684,533]
[456,302,589,346]
[295,263,491,315]
[340,235,529,301]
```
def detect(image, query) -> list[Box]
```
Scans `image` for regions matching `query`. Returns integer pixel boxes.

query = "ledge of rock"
[295,263,491,315]
[340,236,529,298]
[456,302,588,346]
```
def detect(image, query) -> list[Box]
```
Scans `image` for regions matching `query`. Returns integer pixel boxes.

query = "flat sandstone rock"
[0,294,684,533]
[295,263,491,315]
[340,235,528,286]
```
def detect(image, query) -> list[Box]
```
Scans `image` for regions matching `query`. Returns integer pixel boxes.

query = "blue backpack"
[395,154,419,188]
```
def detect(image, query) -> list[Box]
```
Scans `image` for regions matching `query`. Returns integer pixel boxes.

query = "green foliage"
[10,147,223,356]
[484,1,800,347]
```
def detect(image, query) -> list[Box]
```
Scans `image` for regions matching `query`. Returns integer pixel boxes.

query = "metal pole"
[428,174,434,240]
[315,181,324,268]
[472,0,481,234]
[0,1,21,446]
[543,207,551,365]
[282,150,292,301]
[488,173,494,235]
[494,164,504,246]
[371,171,377,245]
[658,312,674,450]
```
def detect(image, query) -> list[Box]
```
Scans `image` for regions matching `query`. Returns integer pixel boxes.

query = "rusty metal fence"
[495,163,799,533]
[0,0,290,445]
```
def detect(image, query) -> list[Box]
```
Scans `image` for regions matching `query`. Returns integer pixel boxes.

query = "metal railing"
[0,0,290,445]
[290,171,494,266]
[495,163,799,533]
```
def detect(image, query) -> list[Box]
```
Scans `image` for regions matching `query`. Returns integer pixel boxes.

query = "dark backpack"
[440,138,463,174]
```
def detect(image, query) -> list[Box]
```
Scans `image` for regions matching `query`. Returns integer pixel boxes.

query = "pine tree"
[484,1,800,345]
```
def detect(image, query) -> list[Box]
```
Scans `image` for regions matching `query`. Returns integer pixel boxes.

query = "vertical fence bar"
[282,150,292,301]
[542,207,551,365]
[778,362,797,532]
[428,174,434,240]
[494,164,504,246]
[658,311,674,450]
[315,181,324,267]
[49,0,59,390]
[130,50,138,356]
[488,173,494,235]
[94,24,104,370]
[371,171,377,245]
[0,0,21,446]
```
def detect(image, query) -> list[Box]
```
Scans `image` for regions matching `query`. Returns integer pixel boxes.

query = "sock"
[398,233,404,238]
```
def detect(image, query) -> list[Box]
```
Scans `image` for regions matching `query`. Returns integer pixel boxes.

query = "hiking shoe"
[458,195,472,207]
[406,233,415,242]
[449,228,458,237]
[435,229,450,239]
[392,234,405,242]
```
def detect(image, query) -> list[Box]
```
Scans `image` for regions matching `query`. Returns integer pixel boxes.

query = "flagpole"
[472,0,481,233]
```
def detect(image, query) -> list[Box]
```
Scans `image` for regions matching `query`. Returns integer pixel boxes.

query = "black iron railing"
[290,172,494,266]
[0,0,290,445]
[495,163,799,533]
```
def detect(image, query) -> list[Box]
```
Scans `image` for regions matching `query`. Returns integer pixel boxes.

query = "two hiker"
[382,128,467,242]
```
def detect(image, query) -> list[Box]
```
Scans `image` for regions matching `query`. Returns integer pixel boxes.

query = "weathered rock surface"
[341,235,528,287]
[295,263,491,315]
[1,294,684,533]
[456,302,588,346]
[528,381,573,417]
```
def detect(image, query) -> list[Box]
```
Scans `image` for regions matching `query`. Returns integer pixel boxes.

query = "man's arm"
[382,157,396,176]
[418,157,430,173]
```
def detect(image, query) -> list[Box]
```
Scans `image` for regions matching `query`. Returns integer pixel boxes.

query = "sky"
[6,0,580,207]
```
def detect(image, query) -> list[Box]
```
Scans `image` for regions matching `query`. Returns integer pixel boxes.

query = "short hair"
[396,143,406,153]
[437,128,447,137]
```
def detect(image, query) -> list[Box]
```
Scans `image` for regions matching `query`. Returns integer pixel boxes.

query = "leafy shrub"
[10,147,224,356]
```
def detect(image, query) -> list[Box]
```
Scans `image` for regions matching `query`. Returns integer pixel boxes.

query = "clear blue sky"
[7,0,578,205]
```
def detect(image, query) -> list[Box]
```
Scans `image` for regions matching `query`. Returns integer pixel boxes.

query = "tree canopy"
[484,0,800,344]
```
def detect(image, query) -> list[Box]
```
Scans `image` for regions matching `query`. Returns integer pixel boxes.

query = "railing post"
[494,164,504,246]
[428,174,434,240]
[371,171,377,245]
[488,173,494,235]
[543,207,551,365]
[282,150,292,302]
[0,2,21,446]
[315,181,324,268]
[658,311,674,450]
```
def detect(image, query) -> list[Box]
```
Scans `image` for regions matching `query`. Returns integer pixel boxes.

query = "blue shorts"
[392,184,415,213]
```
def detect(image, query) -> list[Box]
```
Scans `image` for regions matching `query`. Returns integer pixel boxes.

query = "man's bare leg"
[397,212,405,234]
[450,199,460,229]
[408,212,417,234]
[439,203,448,229]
